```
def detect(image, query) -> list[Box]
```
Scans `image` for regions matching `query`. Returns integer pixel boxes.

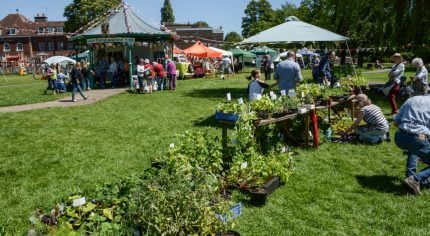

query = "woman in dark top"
[80,61,92,91]
[70,63,88,102]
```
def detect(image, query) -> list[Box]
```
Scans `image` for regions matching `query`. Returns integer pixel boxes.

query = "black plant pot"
[216,230,240,236]
[263,176,280,195]
[249,188,268,206]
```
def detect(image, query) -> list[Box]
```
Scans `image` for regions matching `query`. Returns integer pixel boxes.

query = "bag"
[382,84,394,96]
[152,81,158,91]
[144,85,149,92]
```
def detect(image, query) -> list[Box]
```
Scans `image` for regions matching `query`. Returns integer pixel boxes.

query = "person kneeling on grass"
[394,96,430,195]
[247,70,269,101]
[70,64,88,102]
[341,94,390,144]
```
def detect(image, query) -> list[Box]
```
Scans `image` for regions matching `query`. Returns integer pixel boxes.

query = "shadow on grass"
[185,88,246,99]
[193,115,223,128]
[355,175,409,195]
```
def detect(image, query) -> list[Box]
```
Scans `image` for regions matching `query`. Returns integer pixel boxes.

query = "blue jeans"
[156,76,166,91]
[356,125,387,144]
[72,84,86,100]
[395,130,430,185]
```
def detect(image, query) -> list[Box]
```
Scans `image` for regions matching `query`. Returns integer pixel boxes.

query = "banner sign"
[87,38,135,46]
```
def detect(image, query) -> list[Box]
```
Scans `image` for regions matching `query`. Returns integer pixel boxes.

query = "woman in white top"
[247,70,269,101]
[410,58,428,96]
[136,59,146,94]
[386,53,405,114]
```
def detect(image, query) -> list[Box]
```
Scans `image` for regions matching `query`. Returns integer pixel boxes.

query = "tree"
[241,0,277,38]
[161,0,175,24]
[225,32,243,43]
[64,0,121,33]
[192,21,209,28]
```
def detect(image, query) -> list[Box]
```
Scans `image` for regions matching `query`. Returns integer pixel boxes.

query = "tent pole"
[345,41,358,78]
[128,45,133,90]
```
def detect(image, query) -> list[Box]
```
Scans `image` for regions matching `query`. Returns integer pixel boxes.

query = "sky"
[0,0,302,34]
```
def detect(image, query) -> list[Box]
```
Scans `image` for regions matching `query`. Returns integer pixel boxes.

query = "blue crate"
[216,203,242,223]
[215,111,240,122]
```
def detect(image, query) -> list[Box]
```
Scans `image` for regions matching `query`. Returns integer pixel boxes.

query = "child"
[247,70,269,101]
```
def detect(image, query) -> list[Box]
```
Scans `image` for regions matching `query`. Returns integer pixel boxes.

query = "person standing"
[166,59,177,90]
[311,55,320,83]
[109,58,118,88]
[136,59,146,94]
[153,61,167,91]
[394,96,430,195]
[70,63,88,102]
[386,53,405,114]
[44,64,55,94]
[317,51,337,87]
[272,51,303,92]
[143,59,154,94]
[410,58,428,96]
[81,61,92,91]
[262,55,272,80]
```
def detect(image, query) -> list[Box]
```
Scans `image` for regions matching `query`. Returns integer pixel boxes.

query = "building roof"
[0,13,65,36]
[71,3,172,41]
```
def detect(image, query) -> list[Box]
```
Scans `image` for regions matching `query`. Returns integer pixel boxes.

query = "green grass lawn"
[0,75,70,107]
[1,73,428,235]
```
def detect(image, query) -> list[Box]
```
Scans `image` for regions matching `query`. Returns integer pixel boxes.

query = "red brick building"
[165,23,224,49]
[0,12,73,65]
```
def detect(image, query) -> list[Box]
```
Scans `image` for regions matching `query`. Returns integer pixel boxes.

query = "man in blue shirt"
[273,51,302,92]
[318,51,337,87]
[394,96,430,195]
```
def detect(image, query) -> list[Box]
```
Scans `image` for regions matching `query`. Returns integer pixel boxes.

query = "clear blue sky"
[0,0,301,35]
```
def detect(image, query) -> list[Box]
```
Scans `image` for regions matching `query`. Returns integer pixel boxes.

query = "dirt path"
[0,88,127,113]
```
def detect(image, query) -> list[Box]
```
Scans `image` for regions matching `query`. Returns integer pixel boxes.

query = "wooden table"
[219,98,356,150]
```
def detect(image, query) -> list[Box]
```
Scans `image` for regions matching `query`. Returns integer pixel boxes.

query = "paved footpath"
[0,88,127,113]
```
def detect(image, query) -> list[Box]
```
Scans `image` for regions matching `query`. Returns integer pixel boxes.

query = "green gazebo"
[70,3,174,89]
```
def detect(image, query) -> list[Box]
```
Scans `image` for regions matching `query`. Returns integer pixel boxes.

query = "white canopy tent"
[241,16,348,44]
[43,56,76,66]
[209,47,233,57]
[209,46,235,72]
[242,16,356,76]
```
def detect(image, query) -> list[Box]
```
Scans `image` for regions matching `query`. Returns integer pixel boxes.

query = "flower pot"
[215,111,240,122]
[216,230,240,236]
[249,188,268,206]
[263,176,280,195]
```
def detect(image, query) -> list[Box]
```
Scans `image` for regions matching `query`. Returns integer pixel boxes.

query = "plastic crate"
[215,111,240,122]
[216,203,242,223]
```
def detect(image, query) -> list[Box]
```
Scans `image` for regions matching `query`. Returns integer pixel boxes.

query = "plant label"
[270,91,275,97]
[238,98,244,105]
[288,90,296,97]
[226,93,231,101]
[72,197,86,207]
[271,94,277,100]
[281,90,286,96]
[301,92,305,98]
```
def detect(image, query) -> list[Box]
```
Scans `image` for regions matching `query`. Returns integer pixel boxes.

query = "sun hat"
[391,53,403,60]
[144,59,150,64]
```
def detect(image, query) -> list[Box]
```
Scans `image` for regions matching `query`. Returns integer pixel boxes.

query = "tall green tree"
[161,0,175,24]
[64,0,121,33]
[225,32,243,43]
[242,0,259,38]
[241,0,278,38]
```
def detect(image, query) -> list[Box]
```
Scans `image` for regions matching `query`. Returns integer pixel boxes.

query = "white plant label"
[238,98,244,105]
[269,91,275,97]
[226,93,231,101]
[72,197,86,207]
[281,90,286,96]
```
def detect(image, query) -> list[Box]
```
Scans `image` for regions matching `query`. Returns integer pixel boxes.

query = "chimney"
[16,9,19,14]
[34,13,47,22]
